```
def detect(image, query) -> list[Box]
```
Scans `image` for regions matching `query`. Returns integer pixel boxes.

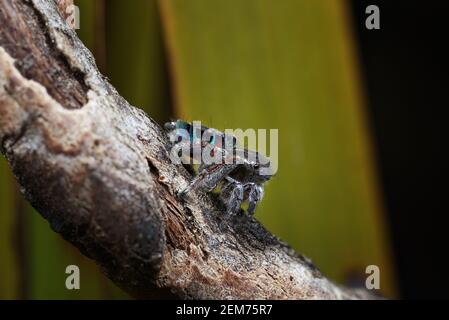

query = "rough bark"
[0,0,377,299]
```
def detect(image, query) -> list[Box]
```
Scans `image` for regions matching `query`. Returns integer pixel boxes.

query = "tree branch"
[0,0,376,299]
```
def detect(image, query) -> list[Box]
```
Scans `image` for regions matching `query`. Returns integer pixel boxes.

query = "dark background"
[350,0,448,299]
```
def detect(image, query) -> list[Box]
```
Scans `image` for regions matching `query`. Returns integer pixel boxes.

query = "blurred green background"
[0,0,396,299]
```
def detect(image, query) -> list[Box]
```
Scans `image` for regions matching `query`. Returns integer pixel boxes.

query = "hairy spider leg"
[221,177,245,214]
[181,162,239,195]
[245,183,264,216]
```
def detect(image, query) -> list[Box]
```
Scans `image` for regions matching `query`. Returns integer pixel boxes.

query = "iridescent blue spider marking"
[165,120,274,215]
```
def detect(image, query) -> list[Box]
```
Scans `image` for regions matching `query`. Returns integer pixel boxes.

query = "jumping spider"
[165,120,274,215]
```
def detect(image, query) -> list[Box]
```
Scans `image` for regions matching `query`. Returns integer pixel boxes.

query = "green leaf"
[160,0,396,297]
[75,0,96,54]
[105,0,171,122]
[0,158,19,299]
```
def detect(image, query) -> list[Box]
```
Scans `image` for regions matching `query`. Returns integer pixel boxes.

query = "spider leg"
[221,178,244,214]
[197,161,210,174]
[181,163,239,195]
[245,183,264,215]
